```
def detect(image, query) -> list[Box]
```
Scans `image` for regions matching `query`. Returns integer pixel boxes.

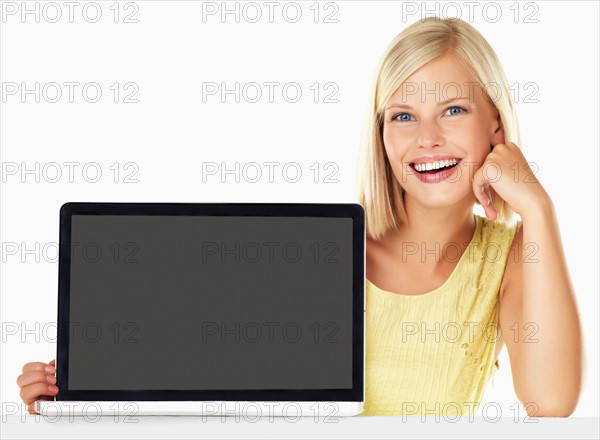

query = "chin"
[416,194,463,207]
[410,188,471,208]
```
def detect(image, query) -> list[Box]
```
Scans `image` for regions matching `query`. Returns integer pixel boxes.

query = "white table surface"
[2,415,599,439]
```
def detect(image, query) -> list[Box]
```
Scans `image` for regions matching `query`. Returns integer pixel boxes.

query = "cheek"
[382,126,392,154]
[382,127,405,161]
[461,119,489,144]
[448,121,478,141]
[449,123,490,161]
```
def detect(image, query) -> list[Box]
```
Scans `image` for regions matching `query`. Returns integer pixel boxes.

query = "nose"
[417,119,445,149]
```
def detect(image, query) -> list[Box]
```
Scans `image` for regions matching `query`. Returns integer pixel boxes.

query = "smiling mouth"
[410,159,462,174]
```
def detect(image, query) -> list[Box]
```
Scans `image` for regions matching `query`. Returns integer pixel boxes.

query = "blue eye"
[391,106,468,122]
[446,106,467,115]
[392,113,415,122]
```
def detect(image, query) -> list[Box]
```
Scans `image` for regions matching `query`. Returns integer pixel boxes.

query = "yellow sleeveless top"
[359,214,520,416]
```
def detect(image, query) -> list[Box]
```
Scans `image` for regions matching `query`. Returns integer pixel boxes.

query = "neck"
[388,194,476,266]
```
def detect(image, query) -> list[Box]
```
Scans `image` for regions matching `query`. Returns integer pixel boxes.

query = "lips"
[409,159,462,184]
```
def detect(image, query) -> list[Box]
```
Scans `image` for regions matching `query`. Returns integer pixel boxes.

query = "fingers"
[476,185,497,220]
[17,367,56,388]
[484,187,498,220]
[472,176,489,207]
[19,381,58,408]
[472,163,498,220]
[17,361,58,415]
[22,361,54,374]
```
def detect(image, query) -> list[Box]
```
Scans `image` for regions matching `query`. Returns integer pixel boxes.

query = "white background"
[1,0,598,435]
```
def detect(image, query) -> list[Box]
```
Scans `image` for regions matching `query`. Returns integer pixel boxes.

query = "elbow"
[515,369,583,418]
[524,399,579,418]
[517,386,581,418]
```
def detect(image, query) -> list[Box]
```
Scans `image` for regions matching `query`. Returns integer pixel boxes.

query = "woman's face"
[382,52,505,209]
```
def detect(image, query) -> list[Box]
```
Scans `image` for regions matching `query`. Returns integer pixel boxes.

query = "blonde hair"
[356,16,521,241]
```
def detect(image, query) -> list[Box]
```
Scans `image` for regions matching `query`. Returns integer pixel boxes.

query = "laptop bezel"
[56,202,365,403]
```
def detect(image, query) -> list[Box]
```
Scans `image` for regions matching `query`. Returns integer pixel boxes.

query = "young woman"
[355,17,582,416]
[17,16,583,417]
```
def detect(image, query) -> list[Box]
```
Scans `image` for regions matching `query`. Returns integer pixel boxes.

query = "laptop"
[36,202,365,417]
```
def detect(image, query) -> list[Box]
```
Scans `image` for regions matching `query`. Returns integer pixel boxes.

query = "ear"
[491,112,506,146]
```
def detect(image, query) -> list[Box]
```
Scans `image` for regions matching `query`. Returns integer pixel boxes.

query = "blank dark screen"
[68,215,353,390]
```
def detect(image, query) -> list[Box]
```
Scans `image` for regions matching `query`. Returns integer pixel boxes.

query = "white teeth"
[414,159,458,172]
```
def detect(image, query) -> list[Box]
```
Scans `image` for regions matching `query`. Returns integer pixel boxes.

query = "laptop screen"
[66,214,354,392]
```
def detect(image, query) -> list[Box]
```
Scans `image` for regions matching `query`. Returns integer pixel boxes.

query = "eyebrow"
[385,97,471,111]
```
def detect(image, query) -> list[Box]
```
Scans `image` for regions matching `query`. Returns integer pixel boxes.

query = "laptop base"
[36,400,364,417]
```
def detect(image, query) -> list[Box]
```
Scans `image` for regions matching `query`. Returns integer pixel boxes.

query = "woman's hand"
[16,359,58,414]
[472,141,550,220]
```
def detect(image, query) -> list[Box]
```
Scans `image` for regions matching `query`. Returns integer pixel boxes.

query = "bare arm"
[499,198,583,417]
